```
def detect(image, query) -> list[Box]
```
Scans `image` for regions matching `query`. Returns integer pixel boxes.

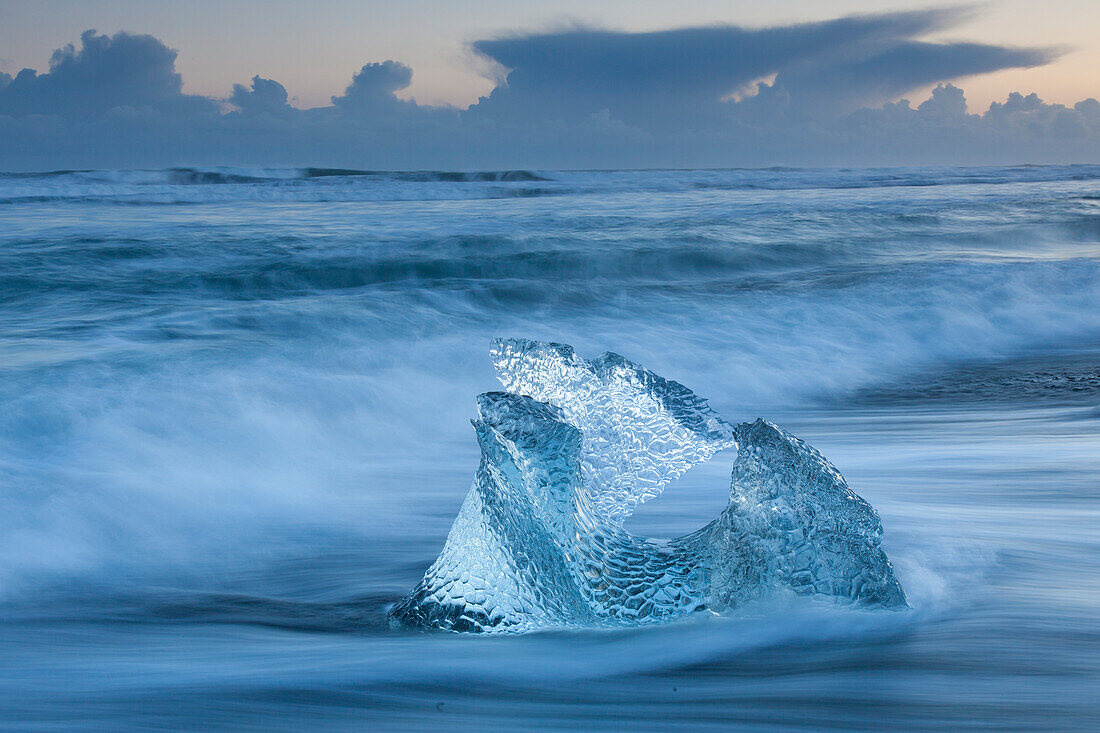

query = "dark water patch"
[303,168,551,182]
[303,167,375,178]
[499,186,562,197]
[1,591,395,634]
[410,169,550,183]
[0,169,89,178]
[4,606,1091,732]
[679,165,1100,193]
[165,168,269,185]
[137,592,394,633]
[0,195,86,205]
[0,189,566,206]
[1057,213,1100,240]
[0,230,915,302]
[846,351,1100,407]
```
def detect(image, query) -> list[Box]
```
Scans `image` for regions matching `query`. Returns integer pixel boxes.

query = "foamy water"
[0,166,1097,730]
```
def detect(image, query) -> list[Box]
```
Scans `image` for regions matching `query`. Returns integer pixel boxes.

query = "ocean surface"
[0,166,1097,731]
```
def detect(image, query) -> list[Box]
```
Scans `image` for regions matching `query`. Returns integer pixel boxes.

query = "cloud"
[0,29,216,120]
[765,40,1053,117]
[469,9,1056,127]
[229,76,295,118]
[326,60,433,124]
[474,10,957,98]
[332,62,412,110]
[917,82,970,120]
[0,11,1095,170]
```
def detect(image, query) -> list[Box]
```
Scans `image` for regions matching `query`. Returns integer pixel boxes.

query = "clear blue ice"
[392,339,906,632]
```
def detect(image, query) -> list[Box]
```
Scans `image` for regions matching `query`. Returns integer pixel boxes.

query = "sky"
[0,1,1097,170]
[2,0,1097,110]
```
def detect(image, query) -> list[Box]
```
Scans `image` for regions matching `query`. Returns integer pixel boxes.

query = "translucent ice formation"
[390,339,906,633]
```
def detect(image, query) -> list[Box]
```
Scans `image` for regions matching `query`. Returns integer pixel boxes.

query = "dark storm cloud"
[472,9,960,98]
[0,9,1095,170]
[469,8,1055,125]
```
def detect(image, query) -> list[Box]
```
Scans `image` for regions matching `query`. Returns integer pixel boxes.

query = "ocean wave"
[1,166,1099,589]
[1,164,1098,205]
[0,163,1096,732]
[303,168,550,182]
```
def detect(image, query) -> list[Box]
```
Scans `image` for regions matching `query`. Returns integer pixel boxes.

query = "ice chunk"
[390,340,906,633]
[693,419,907,610]
[491,338,737,525]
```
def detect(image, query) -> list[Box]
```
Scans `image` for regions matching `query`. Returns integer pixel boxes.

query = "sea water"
[0,166,1097,730]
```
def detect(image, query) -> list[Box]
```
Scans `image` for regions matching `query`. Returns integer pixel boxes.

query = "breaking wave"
[1,164,1099,205]
[0,164,1097,729]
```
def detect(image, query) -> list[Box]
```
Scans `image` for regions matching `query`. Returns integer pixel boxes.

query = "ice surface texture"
[390,339,906,633]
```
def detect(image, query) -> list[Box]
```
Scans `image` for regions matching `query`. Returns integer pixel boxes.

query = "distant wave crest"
[1,165,1099,205]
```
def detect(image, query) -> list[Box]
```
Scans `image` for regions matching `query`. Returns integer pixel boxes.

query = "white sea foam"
[0,166,1097,729]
